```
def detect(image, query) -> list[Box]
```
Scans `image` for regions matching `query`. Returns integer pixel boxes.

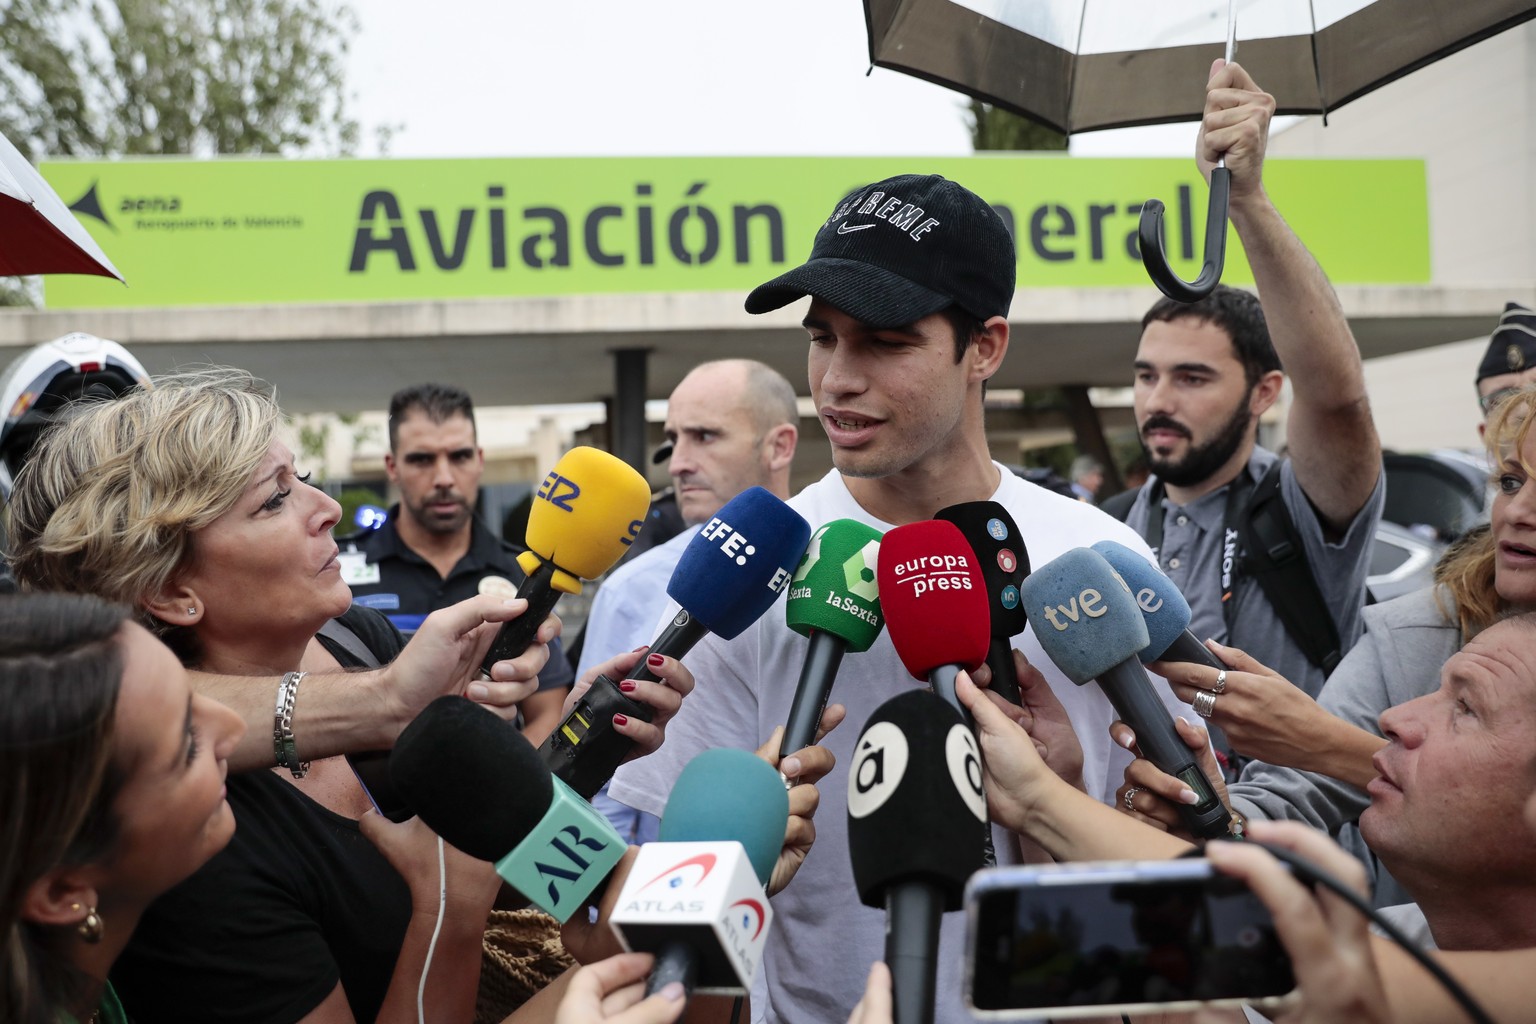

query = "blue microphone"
[1019,548,1231,839]
[540,486,812,798]
[1089,541,1228,669]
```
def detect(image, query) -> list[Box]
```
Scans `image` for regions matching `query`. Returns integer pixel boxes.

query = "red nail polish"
[619,680,636,692]
[647,653,665,667]
[613,714,629,726]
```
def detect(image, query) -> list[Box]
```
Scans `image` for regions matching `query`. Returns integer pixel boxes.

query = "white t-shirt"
[610,464,1194,1024]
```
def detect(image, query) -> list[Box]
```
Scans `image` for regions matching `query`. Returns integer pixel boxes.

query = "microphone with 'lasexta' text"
[936,501,1031,706]
[1018,548,1231,839]
[480,446,651,675]
[389,696,625,922]
[609,747,788,1003]
[780,518,885,758]
[848,690,988,1024]
[540,486,811,798]
[877,520,989,723]
[1090,540,1229,670]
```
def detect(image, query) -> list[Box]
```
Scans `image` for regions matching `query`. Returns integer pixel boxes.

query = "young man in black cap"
[1476,302,1536,434]
[610,171,1188,1023]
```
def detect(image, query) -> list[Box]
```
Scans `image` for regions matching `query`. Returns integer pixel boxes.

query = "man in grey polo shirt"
[1122,61,1384,705]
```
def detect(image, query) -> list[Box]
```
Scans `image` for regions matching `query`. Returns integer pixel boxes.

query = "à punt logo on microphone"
[890,553,974,598]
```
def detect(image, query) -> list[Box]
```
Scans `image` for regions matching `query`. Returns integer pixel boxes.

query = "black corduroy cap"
[1476,302,1536,384]
[744,174,1015,329]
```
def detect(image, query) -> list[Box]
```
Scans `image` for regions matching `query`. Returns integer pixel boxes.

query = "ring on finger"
[1211,669,1228,695]
[1123,786,1144,812]
[1192,689,1217,719]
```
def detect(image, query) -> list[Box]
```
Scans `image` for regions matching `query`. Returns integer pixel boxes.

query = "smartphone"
[346,750,414,823]
[965,859,1296,1020]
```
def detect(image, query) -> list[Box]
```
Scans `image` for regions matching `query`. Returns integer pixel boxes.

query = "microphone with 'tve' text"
[779,518,885,759]
[609,748,789,1006]
[1017,548,1232,839]
[539,486,811,799]
[480,446,651,676]
[1090,540,1230,671]
[936,501,1031,706]
[848,690,989,1024]
[389,696,626,921]
[876,520,990,724]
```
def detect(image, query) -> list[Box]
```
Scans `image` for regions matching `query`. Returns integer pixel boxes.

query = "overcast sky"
[343,0,1198,160]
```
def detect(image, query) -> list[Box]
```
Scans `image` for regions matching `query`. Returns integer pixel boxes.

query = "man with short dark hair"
[1123,61,1384,702]
[341,383,572,739]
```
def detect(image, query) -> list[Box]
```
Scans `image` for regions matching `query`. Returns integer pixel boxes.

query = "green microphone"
[779,519,885,758]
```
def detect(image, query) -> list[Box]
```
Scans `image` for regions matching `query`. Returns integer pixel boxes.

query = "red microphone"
[877,520,990,722]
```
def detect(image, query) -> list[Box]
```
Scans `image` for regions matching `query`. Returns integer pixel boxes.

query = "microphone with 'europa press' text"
[936,501,1031,706]
[388,696,626,922]
[1017,547,1231,839]
[540,486,811,798]
[779,518,885,758]
[480,446,651,675]
[876,520,989,723]
[609,747,788,1006]
[848,690,989,1024]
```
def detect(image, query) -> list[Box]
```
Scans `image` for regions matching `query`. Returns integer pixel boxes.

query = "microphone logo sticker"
[843,539,881,602]
[996,548,1017,574]
[535,471,581,512]
[944,724,987,822]
[638,852,718,893]
[847,722,909,818]
[986,518,1008,541]
[728,898,767,941]
[1000,585,1019,610]
[700,516,756,565]
[890,553,975,598]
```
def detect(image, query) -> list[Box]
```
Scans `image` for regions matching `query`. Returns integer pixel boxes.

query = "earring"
[77,905,103,944]
[187,606,198,617]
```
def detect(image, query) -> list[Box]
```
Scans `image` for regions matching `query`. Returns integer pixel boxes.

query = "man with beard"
[341,383,573,738]
[1122,62,1383,702]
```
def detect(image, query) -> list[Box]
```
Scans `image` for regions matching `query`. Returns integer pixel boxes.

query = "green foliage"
[965,100,1067,153]
[0,0,360,162]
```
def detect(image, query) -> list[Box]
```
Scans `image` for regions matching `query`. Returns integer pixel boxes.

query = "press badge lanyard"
[1141,469,1257,640]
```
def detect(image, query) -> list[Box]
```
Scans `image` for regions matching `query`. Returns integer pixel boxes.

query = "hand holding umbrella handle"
[1137,166,1230,303]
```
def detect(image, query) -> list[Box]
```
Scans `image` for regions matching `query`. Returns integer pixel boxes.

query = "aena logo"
[536,471,580,511]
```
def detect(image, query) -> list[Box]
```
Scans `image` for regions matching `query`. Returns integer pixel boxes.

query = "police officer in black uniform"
[338,383,573,739]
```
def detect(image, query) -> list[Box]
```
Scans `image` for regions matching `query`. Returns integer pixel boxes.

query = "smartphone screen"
[346,750,414,823]
[968,862,1294,1015]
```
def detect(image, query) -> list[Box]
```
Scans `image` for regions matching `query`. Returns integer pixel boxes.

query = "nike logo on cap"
[836,223,875,234]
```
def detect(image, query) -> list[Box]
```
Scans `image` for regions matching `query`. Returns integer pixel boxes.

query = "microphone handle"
[780,630,847,758]
[984,637,1022,705]
[1096,660,1232,839]
[927,664,974,730]
[480,560,563,676]
[538,674,654,800]
[1156,630,1228,670]
[886,881,941,1024]
[627,610,710,683]
[644,940,698,1005]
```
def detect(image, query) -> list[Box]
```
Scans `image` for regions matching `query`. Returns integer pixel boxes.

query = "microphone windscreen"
[876,520,989,679]
[1018,548,1150,684]
[846,690,987,910]
[657,747,790,887]
[1089,540,1194,662]
[526,446,652,584]
[785,518,885,652]
[666,487,811,640]
[389,696,554,861]
[935,501,1029,639]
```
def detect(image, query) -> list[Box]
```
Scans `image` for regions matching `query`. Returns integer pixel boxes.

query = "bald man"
[577,358,799,840]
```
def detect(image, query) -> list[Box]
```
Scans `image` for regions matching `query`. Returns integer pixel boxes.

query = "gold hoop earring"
[77,906,103,944]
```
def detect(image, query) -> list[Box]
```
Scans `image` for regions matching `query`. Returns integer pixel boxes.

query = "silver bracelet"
[273,671,310,779]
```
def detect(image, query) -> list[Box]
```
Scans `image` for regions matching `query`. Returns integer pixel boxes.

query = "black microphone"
[937,500,1032,706]
[1019,548,1231,840]
[848,690,989,1024]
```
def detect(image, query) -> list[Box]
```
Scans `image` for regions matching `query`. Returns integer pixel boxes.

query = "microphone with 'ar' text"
[1018,547,1232,839]
[779,518,885,759]
[388,696,625,922]
[609,747,788,1006]
[540,486,811,798]
[848,690,988,1024]
[936,501,1031,706]
[480,446,651,675]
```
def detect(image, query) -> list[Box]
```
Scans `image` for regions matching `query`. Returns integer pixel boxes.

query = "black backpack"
[1105,461,1345,676]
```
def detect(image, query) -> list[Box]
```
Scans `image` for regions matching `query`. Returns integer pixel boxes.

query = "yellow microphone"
[480,446,651,674]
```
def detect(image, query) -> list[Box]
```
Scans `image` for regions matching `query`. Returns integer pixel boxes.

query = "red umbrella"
[0,129,124,282]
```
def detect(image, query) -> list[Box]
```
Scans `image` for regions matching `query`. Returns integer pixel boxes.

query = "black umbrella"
[864,0,1536,299]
